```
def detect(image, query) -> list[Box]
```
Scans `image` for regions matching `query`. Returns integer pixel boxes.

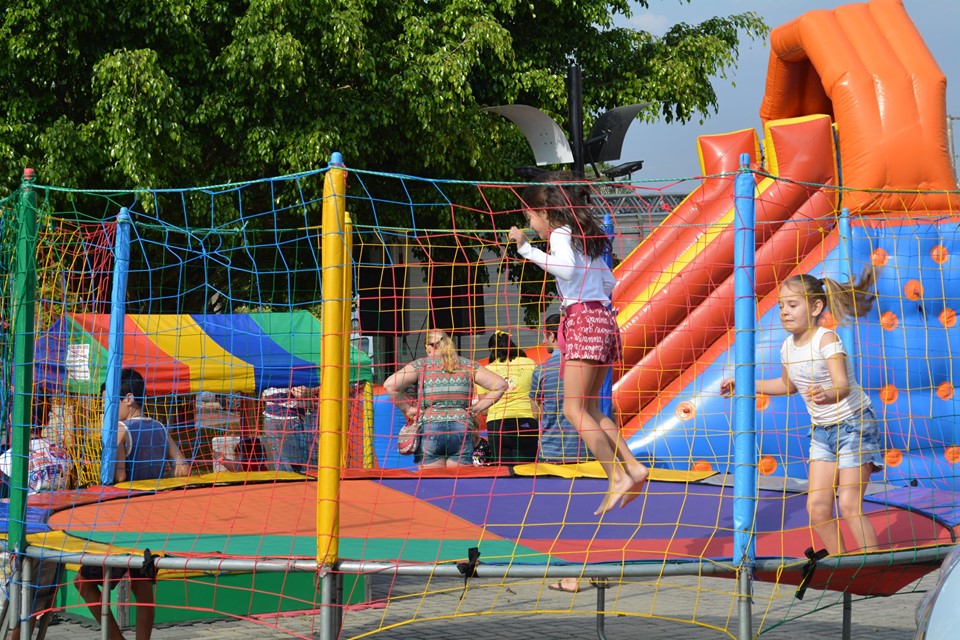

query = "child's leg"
[836,463,878,552]
[807,459,844,555]
[564,360,645,515]
[585,364,648,509]
[129,575,156,640]
[73,571,124,640]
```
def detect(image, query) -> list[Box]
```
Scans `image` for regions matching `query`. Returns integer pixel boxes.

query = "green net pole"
[9,168,38,555]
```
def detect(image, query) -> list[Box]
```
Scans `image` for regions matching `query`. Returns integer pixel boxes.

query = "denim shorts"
[421,420,473,466]
[809,407,884,470]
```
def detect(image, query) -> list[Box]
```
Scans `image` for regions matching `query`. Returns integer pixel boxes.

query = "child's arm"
[807,335,852,405]
[509,227,577,281]
[114,424,129,484]
[166,433,191,477]
[720,367,796,397]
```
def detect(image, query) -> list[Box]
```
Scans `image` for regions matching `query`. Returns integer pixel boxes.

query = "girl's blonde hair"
[781,268,878,325]
[426,330,461,373]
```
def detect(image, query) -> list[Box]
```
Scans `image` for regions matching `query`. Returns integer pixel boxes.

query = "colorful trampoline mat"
[29,472,954,596]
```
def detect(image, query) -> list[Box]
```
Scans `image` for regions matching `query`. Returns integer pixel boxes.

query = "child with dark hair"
[508,173,649,515]
[102,368,189,484]
[74,367,189,640]
[482,331,538,464]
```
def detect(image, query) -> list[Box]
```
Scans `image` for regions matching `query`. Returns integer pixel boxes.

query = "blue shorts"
[421,420,473,466]
[809,407,884,470]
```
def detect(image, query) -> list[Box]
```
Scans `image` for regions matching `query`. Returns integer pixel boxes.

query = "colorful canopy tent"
[35,311,373,396]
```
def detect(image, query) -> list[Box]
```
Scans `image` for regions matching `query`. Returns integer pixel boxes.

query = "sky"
[617,0,960,182]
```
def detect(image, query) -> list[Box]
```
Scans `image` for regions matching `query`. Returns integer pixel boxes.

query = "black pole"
[567,64,585,177]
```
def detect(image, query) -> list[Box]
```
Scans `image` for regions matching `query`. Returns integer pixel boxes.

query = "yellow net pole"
[340,212,353,467]
[363,381,374,468]
[318,155,347,567]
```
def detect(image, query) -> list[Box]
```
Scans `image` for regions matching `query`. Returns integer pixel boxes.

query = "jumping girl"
[507,172,648,515]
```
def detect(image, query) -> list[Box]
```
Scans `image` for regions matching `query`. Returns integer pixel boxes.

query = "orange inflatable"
[760,0,958,213]
[613,115,838,421]
[612,0,959,431]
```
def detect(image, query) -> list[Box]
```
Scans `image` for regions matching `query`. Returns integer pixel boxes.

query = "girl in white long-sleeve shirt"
[508,173,648,516]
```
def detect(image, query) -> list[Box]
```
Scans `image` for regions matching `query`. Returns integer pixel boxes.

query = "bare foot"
[592,476,617,516]
[593,494,613,516]
[595,468,638,516]
[617,464,650,510]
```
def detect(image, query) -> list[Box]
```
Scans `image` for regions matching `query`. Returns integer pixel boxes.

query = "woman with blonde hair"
[385,330,507,468]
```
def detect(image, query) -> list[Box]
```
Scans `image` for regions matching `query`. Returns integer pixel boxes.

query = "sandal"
[547,580,584,593]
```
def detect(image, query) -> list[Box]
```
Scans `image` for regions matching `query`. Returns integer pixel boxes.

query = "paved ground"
[40,570,933,639]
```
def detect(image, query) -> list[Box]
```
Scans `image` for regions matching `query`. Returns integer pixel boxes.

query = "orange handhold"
[692,460,713,473]
[945,446,960,464]
[756,394,770,411]
[939,308,957,328]
[880,311,899,331]
[758,456,778,476]
[937,382,954,400]
[820,310,838,330]
[676,401,696,421]
[930,245,949,265]
[872,248,890,267]
[904,280,924,300]
[885,449,903,467]
[879,385,899,404]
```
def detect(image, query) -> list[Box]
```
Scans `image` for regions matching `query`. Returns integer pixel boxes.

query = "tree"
[1,0,767,198]
[0,0,767,316]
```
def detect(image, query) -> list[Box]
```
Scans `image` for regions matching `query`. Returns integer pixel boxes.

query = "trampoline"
[17,465,955,600]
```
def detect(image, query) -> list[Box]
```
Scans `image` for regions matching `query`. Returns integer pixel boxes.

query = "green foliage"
[0,0,767,318]
[1,0,767,200]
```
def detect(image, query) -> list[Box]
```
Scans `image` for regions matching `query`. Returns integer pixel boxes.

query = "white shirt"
[0,438,71,494]
[517,226,615,308]
[780,326,872,425]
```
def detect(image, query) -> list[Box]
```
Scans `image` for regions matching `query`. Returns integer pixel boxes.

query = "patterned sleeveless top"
[411,356,478,423]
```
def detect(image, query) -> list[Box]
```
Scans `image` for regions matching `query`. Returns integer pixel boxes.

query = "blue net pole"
[601,212,614,420]
[733,152,757,639]
[100,208,132,485]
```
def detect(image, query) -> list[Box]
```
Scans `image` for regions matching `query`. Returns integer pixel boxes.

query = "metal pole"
[319,572,337,640]
[594,578,610,640]
[21,541,946,576]
[341,542,949,576]
[19,556,32,640]
[842,591,853,639]
[101,572,111,640]
[567,65,585,177]
[733,152,757,640]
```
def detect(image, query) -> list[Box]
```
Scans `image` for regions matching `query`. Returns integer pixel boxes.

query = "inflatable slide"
[615,0,960,491]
